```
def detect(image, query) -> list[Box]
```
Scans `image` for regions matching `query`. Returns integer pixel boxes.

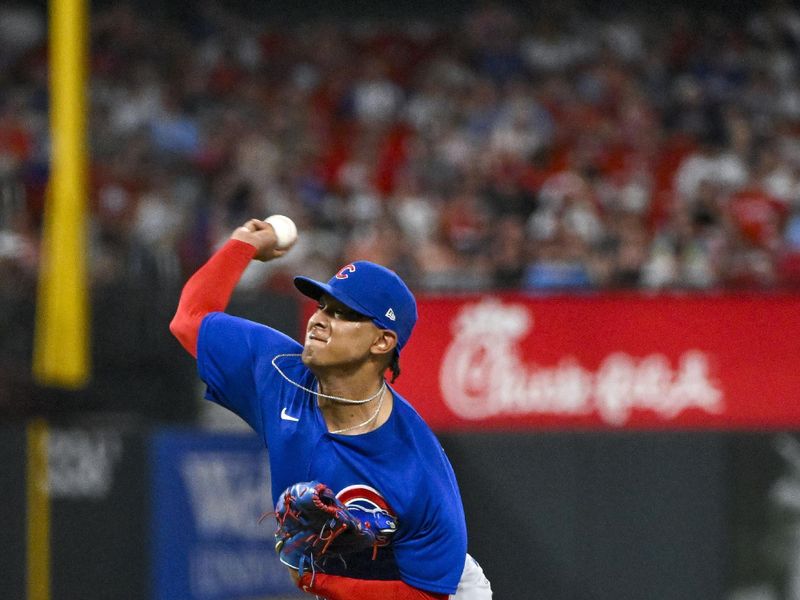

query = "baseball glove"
[272,481,381,575]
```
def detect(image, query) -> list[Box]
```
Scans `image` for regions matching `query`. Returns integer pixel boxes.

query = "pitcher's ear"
[371,329,398,357]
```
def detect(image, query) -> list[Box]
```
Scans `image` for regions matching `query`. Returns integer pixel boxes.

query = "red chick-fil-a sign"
[390,294,800,431]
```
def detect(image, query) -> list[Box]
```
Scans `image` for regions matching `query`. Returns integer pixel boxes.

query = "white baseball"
[264,215,298,249]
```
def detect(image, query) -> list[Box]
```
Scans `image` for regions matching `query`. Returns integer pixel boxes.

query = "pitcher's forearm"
[169,239,256,356]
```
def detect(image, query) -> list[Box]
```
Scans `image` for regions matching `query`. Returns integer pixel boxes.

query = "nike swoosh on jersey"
[280,408,300,422]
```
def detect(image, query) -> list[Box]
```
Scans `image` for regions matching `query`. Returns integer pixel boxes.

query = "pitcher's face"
[301,295,382,371]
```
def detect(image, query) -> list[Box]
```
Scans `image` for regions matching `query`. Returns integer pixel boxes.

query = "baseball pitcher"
[170,217,492,599]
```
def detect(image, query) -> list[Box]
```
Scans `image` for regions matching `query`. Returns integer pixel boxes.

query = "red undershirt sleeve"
[169,239,257,357]
[298,573,449,600]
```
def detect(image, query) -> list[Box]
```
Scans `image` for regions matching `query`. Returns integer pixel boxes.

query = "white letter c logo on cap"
[335,264,357,279]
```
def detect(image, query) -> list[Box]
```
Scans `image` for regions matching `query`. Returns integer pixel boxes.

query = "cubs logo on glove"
[272,481,393,575]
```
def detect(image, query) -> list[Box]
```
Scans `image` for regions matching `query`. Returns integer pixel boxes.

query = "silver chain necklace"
[271,353,387,434]
[271,353,385,405]
[328,387,385,434]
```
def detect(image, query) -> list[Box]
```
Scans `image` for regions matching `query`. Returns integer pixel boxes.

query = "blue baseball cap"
[294,261,418,351]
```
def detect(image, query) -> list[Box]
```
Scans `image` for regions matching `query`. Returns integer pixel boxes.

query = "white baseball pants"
[451,554,492,599]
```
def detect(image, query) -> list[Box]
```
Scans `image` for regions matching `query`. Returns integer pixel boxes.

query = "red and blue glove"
[273,481,385,575]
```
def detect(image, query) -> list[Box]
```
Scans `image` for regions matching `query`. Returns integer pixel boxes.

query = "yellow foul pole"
[33,0,90,388]
[26,420,50,600]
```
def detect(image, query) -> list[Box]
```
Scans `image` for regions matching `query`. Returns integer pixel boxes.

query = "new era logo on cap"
[294,261,418,351]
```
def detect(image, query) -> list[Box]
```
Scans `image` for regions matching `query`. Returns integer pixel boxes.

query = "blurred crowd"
[2,0,800,295]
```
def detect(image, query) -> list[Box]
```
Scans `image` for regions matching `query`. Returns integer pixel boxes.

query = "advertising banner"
[151,431,298,600]
[50,426,149,599]
[393,294,800,430]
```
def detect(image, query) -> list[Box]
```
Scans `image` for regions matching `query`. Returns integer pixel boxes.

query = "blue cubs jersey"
[197,312,468,595]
